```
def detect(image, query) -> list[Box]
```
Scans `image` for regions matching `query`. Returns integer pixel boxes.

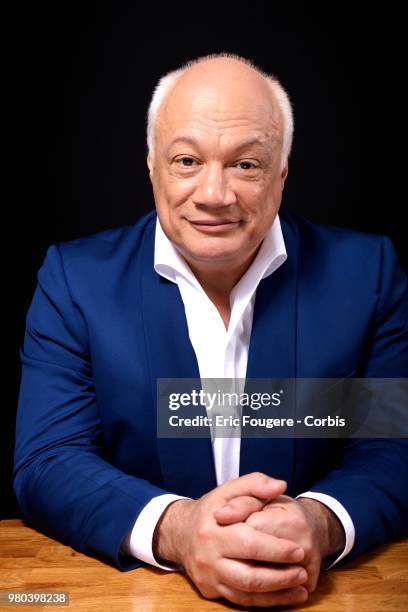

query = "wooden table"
[0,520,407,611]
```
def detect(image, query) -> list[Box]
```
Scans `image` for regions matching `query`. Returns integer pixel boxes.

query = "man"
[14,53,408,608]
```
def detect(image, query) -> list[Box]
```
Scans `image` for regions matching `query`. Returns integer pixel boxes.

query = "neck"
[183,248,260,329]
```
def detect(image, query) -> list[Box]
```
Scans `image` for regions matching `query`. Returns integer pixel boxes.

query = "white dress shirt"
[122,215,355,569]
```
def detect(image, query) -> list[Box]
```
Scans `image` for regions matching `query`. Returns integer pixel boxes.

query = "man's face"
[148,67,288,272]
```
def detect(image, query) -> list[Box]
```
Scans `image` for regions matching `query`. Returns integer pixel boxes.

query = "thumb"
[214,474,287,524]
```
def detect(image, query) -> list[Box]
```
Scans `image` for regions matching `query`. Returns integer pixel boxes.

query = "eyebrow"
[166,135,271,154]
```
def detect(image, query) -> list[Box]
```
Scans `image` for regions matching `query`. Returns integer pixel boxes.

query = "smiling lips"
[188,219,240,234]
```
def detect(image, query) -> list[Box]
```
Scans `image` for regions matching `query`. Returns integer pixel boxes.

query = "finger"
[304,556,322,593]
[220,558,308,593]
[263,497,292,511]
[222,523,305,564]
[245,507,292,534]
[214,495,266,525]
[219,473,287,505]
[217,583,309,608]
[245,509,278,532]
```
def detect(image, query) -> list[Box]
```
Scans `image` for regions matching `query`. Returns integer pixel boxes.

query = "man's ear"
[281,162,289,187]
[147,154,154,180]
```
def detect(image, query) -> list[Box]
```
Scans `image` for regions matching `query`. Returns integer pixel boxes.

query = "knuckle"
[284,543,300,559]
[256,471,270,484]
[191,568,217,593]
[279,569,300,588]
[304,545,313,558]
[249,471,266,484]
[245,512,261,527]
[297,514,309,530]
[236,574,250,591]
[273,572,288,588]
[193,554,207,571]
[275,588,307,606]
[237,571,259,592]
[273,588,299,606]
[303,538,314,556]
[195,580,217,600]
[195,523,211,543]
[243,534,258,558]
[287,513,304,530]
[292,587,309,602]
[227,497,242,510]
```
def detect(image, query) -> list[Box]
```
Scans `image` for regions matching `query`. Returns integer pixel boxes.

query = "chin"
[176,234,248,265]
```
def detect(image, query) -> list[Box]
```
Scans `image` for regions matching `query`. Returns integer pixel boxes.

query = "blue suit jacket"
[14,209,408,570]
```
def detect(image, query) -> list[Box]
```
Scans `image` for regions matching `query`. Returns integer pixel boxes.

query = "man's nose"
[192,163,236,207]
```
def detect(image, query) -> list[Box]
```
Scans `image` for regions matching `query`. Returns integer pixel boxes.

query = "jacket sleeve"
[13,244,169,570]
[307,235,408,563]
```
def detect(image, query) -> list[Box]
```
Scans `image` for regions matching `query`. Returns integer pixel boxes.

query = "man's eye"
[175,157,197,167]
[237,161,258,170]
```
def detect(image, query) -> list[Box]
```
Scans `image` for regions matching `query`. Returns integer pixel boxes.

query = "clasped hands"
[153,473,345,608]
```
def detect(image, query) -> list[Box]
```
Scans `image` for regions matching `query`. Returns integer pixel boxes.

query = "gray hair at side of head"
[146,52,294,172]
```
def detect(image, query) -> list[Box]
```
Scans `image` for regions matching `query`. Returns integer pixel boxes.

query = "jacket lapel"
[140,220,217,499]
[240,214,298,495]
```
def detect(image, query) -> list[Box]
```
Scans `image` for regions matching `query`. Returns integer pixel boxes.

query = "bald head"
[147,53,294,171]
[156,57,282,150]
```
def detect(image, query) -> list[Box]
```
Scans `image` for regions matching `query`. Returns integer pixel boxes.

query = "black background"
[3,2,405,518]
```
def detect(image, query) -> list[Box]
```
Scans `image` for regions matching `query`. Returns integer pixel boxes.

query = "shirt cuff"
[296,491,355,569]
[121,494,191,570]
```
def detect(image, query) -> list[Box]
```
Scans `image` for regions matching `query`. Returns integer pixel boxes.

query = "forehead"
[157,78,281,147]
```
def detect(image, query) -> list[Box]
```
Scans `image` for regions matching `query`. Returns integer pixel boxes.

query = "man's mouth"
[187,219,241,234]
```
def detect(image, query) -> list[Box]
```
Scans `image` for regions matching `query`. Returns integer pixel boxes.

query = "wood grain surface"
[0,520,407,611]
